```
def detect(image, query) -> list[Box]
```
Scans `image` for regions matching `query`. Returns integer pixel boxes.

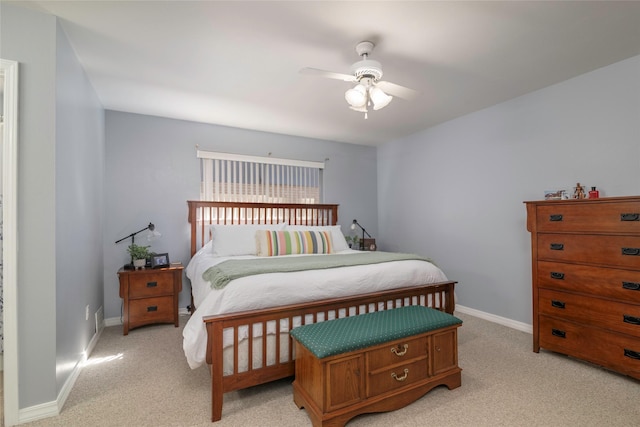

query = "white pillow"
[286,225,349,252]
[211,223,286,256]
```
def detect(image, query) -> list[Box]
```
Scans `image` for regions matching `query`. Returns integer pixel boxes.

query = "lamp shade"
[345,84,367,107]
[369,86,393,110]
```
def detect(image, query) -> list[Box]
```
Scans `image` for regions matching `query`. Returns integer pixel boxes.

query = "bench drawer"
[367,336,428,371]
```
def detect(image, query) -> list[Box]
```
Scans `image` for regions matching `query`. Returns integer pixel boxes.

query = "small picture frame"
[544,190,568,200]
[151,253,170,268]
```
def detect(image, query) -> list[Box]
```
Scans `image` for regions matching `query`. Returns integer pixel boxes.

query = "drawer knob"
[391,368,409,382]
[620,213,640,222]
[147,306,158,312]
[146,281,158,287]
[550,243,564,251]
[621,247,640,256]
[624,349,640,360]
[391,344,408,357]
[549,214,563,222]
[551,300,566,309]
[623,315,640,325]
[550,272,565,280]
[551,329,566,338]
[622,281,640,291]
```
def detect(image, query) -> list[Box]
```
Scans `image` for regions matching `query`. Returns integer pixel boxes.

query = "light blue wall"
[1,3,105,413]
[54,21,105,394]
[378,55,640,325]
[103,111,378,319]
[1,3,58,409]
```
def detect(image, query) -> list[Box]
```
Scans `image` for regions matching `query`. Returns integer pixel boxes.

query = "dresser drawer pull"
[622,281,640,291]
[624,349,640,360]
[551,329,566,338]
[620,213,640,222]
[621,247,640,256]
[146,281,158,288]
[550,243,564,251]
[391,368,409,382]
[391,344,409,357]
[549,214,563,222]
[550,272,565,280]
[551,300,566,309]
[147,306,158,312]
[623,315,640,325]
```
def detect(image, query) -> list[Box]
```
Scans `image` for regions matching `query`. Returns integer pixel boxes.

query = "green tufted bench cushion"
[290,305,462,359]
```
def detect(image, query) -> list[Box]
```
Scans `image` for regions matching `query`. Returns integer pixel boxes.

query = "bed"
[183,201,456,422]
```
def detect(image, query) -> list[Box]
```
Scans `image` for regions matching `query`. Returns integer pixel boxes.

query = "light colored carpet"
[20,312,640,427]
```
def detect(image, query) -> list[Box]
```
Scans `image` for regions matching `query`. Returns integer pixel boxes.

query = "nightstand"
[117,264,183,335]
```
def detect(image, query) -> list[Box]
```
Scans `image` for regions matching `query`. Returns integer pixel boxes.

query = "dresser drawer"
[367,357,428,397]
[367,336,428,371]
[537,261,640,303]
[536,202,640,233]
[129,296,174,324]
[128,272,175,298]
[537,234,640,268]
[539,288,640,338]
[539,315,640,378]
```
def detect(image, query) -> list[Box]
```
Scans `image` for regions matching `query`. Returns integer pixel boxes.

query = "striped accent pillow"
[256,230,333,256]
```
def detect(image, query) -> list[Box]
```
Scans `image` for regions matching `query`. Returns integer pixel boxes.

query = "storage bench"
[290,305,463,427]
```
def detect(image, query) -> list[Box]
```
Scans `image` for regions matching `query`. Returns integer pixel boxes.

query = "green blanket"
[203,252,434,290]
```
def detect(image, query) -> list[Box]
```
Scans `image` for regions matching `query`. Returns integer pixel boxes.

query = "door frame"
[2,58,19,427]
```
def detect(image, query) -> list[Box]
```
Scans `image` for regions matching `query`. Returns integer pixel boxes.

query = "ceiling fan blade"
[300,67,356,82]
[376,80,418,101]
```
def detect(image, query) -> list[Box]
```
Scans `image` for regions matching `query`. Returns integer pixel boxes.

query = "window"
[198,150,324,203]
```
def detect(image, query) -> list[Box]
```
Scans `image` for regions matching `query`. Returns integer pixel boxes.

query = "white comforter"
[182,249,448,369]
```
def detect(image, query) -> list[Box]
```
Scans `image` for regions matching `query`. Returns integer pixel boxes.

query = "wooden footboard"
[203,281,456,422]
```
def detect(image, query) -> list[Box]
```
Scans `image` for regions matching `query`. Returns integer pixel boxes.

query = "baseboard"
[455,304,532,334]
[0,353,3,371]
[18,305,106,424]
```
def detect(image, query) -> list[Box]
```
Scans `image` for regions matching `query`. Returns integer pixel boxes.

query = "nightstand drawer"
[129,296,174,324]
[128,272,175,298]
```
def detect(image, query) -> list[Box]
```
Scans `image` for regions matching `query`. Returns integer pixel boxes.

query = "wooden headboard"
[187,201,339,256]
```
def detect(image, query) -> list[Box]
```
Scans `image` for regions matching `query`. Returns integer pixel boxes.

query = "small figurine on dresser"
[573,183,586,199]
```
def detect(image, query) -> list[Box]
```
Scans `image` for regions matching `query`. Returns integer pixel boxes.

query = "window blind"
[197,150,324,203]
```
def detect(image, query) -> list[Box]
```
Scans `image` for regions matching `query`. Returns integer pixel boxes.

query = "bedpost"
[207,321,224,422]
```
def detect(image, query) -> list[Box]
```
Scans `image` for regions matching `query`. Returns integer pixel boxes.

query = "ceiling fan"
[300,41,417,119]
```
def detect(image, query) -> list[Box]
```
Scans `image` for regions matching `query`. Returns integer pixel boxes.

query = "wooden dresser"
[525,196,640,379]
[118,264,183,335]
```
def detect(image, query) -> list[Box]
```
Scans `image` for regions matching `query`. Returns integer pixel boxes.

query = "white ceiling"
[17,1,640,146]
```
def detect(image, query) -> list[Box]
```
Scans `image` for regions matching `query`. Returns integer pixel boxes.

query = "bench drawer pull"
[391,344,408,357]
[622,247,640,256]
[550,243,564,251]
[551,300,566,309]
[623,315,640,325]
[391,368,409,382]
[550,272,565,280]
[623,281,640,291]
[620,213,640,222]
[551,329,566,338]
[549,214,563,222]
[624,349,640,360]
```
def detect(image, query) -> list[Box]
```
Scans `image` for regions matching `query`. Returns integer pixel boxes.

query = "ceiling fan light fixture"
[345,84,367,107]
[369,86,393,110]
